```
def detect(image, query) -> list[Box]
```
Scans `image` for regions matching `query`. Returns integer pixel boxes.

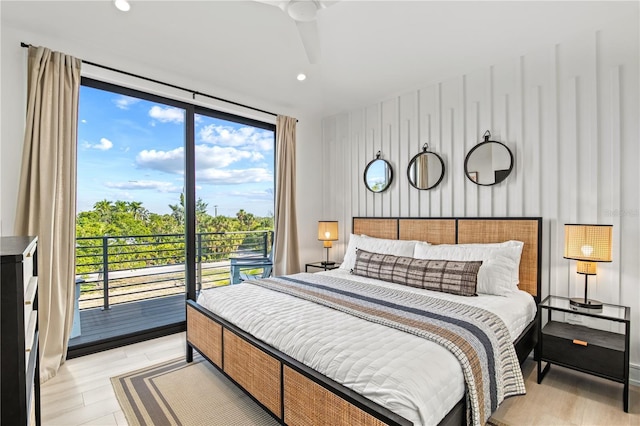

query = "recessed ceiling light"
[114,0,131,12]
[297,73,307,81]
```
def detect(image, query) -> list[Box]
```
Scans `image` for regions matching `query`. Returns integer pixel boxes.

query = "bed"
[186,217,542,426]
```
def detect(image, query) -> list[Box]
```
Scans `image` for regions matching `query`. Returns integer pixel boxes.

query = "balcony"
[68,230,273,357]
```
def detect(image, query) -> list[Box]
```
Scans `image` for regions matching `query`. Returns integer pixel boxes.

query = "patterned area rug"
[111,357,279,426]
[113,356,509,426]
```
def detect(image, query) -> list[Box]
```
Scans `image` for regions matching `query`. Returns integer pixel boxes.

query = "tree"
[128,201,149,221]
[93,200,113,222]
[236,209,257,230]
[114,200,128,213]
[76,194,275,274]
[168,193,185,226]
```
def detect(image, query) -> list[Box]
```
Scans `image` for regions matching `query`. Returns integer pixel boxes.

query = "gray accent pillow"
[352,249,481,296]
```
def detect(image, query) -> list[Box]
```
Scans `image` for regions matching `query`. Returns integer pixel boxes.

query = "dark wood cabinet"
[1,236,41,425]
[537,295,630,412]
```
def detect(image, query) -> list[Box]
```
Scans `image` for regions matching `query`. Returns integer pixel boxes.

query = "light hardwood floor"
[41,332,186,425]
[41,332,638,425]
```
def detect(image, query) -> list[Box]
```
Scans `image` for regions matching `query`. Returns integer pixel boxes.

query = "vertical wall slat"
[382,99,399,217]
[527,86,542,217]
[609,66,622,304]
[336,114,349,261]
[365,105,378,216]
[515,55,526,216]
[399,92,417,216]
[353,109,366,224]
[454,75,466,217]
[549,43,564,298]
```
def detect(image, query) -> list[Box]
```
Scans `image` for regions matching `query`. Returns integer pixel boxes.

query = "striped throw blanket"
[247,273,526,426]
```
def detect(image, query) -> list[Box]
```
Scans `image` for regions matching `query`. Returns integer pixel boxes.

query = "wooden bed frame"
[186,217,542,426]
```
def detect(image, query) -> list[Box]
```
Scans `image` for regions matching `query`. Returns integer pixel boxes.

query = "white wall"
[0,23,323,270]
[321,17,640,376]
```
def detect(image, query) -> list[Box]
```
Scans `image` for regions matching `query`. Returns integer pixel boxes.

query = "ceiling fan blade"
[253,0,288,11]
[296,20,321,64]
[318,0,340,9]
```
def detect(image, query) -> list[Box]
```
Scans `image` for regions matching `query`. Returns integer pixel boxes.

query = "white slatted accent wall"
[320,20,639,366]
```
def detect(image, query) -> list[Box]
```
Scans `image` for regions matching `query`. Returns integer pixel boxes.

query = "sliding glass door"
[193,111,275,290]
[71,78,275,357]
[71,79,187,356]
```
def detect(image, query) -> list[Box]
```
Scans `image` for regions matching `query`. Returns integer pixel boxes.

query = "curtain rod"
[20,42,280,118]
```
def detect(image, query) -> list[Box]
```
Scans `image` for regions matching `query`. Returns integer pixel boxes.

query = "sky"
[77,85,275,217]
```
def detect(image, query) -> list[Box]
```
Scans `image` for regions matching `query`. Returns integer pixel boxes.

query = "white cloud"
[199,125,273,151]
[104,180,181,193]
[136,145,263,174]
[135,144,272,185]
[81,119,87,124]
[114,95,140,110]
[149,106,184,123]
[195,145,257,168]
[136,148,184,174]
[84,137,113,151]
[197,168,273,185]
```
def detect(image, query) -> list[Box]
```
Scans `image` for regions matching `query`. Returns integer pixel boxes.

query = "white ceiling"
[1,1,636,117]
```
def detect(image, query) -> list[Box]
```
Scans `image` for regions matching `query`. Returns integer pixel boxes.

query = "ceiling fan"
[255,0,339,64]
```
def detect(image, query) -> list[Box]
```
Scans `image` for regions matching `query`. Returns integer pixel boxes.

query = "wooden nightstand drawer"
[542,321,625,380]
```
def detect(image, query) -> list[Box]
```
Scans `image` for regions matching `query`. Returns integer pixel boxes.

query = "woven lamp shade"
[318,221,338,248]
[563,224,612,263]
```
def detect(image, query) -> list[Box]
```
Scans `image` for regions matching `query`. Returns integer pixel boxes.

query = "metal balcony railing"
[75,230,273,310]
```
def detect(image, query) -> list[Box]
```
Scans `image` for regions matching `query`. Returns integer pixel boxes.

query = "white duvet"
[196,269,536,426]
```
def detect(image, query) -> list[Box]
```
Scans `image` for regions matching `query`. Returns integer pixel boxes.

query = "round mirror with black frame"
[364,151,393,193]
[464,130,514,186]
[407,143,445,190]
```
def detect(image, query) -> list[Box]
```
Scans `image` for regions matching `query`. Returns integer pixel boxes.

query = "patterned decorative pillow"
[352,249,482,296]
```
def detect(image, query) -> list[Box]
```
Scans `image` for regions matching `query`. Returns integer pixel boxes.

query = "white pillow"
[476,255,519,296]
[340,234,420,271]
[413,240,524,292]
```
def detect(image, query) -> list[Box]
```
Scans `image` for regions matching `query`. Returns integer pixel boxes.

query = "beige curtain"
[14,46,81,382]
[273,115,300,275]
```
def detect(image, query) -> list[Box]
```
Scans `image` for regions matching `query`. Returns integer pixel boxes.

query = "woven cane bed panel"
[223,329,282,418]
[398,219,456,244]
[283,366,386,426]
[457,219,539,298]
[353,218,398,240]
[186,305,222,367]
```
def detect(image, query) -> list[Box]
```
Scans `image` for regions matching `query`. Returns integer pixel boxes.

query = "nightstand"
[537,295,630,412]
[305,262,341,272]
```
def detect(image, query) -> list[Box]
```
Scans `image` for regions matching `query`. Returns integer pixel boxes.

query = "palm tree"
[93,200,113,221]
[128,201,147,221]
[236,209,257,230]
[114,200,128,213]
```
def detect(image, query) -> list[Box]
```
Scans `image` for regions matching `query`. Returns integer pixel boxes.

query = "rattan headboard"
[352,217,542,301]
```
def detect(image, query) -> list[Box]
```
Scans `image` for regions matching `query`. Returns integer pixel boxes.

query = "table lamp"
[318,221,338,265]
[563,224,612,309]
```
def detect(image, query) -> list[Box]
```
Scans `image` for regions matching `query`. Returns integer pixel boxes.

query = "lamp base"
[321,261,335,266]
[569,298,603,310]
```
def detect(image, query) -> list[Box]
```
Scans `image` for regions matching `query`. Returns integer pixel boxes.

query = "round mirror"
[464,132,514,186]
[364,153,393,193]
[407,145,445,190]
